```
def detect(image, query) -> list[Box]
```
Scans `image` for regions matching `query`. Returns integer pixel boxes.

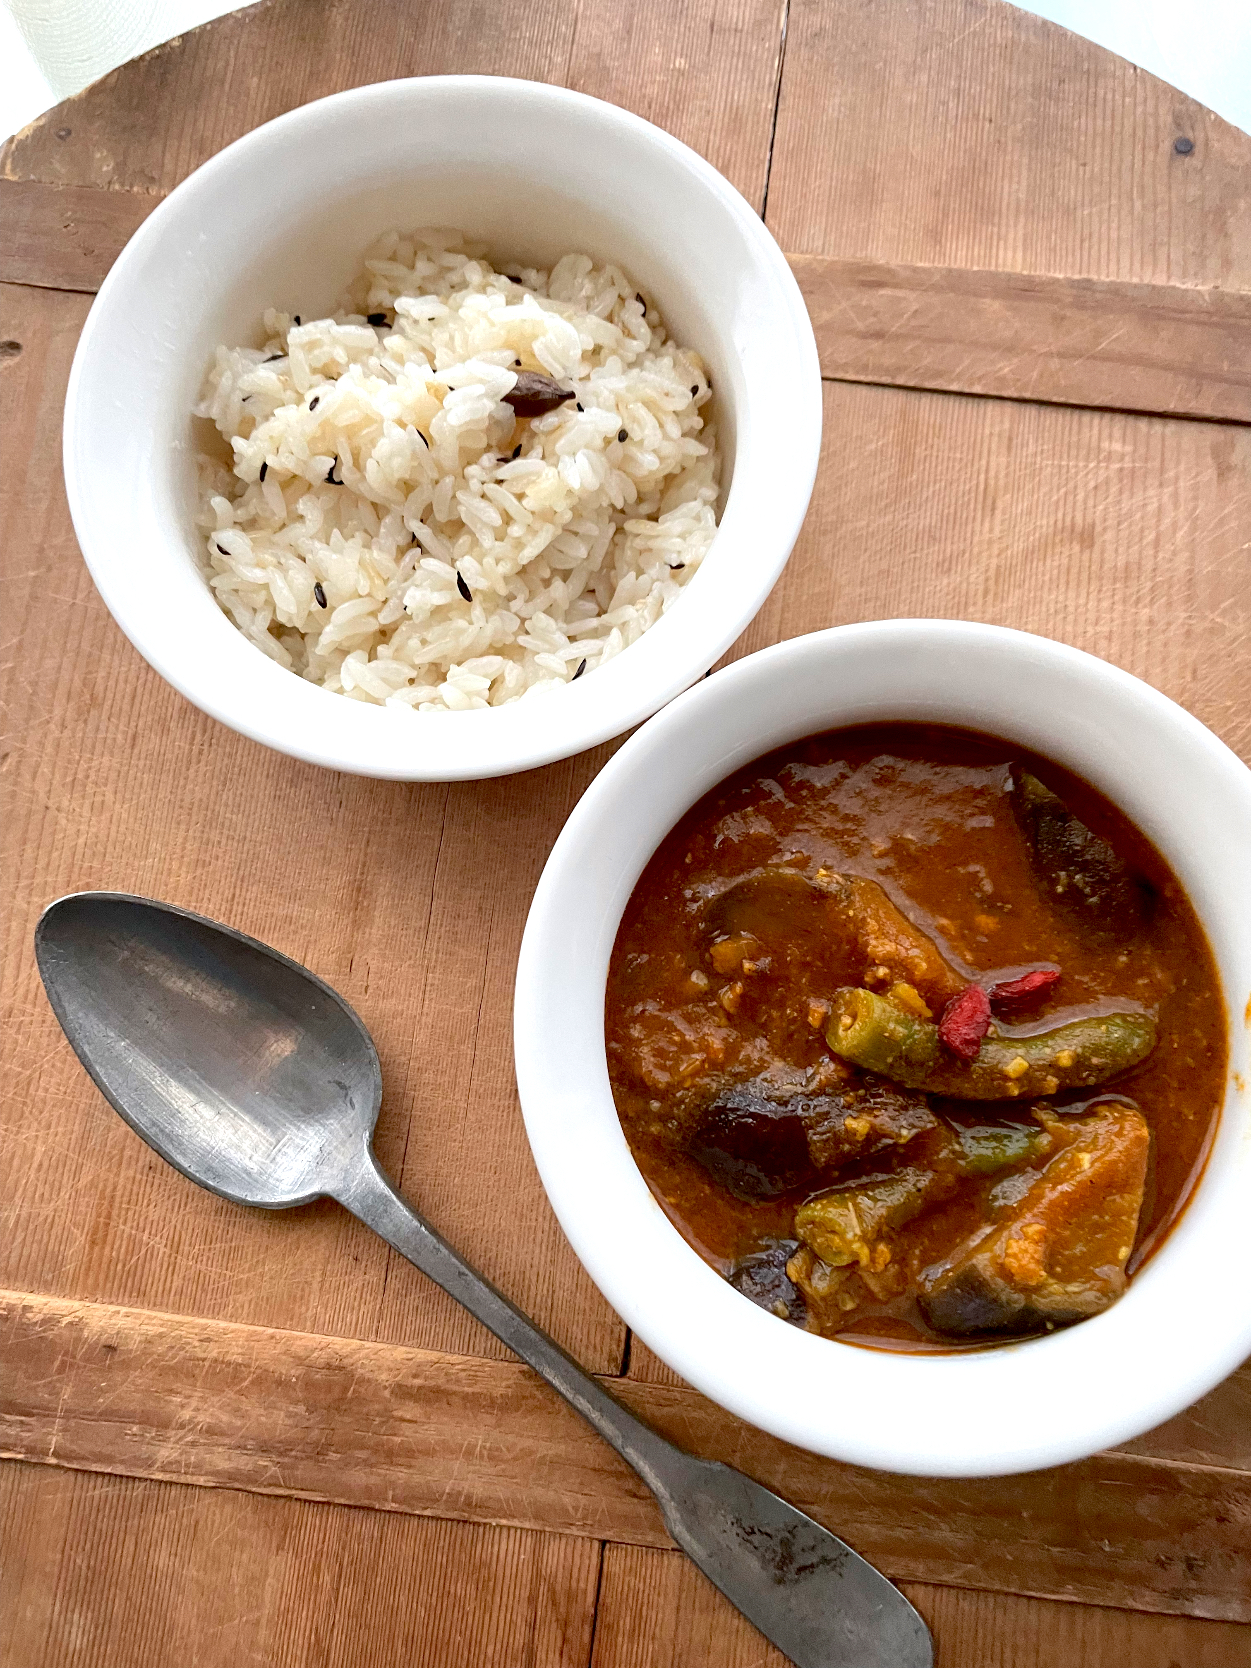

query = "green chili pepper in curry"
[823,986,1158,1099]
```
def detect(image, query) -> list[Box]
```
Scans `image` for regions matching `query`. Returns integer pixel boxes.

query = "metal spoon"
[35,892,932,1668]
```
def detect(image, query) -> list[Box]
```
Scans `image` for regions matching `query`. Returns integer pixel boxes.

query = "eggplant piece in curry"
[606,725,1225,1350]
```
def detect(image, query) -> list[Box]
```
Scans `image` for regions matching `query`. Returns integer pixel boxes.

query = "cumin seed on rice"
[194,232,719,715]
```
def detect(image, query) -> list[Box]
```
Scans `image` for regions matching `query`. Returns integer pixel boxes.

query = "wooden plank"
[793,255,1251,423]
[1119,1363,1251,1473]
[593,1541,788,1667]
[9,190,1249,429]
[4,1291,1251,1621]
[0,0,785,292]
[0,0,577,198]
[0,1291,660,1542]
[591,1545,1251,1668]
[0,1461,601,1668]
[0,0,783,212]
[8,7,1251,430]
[768,0,1251,290]
[0,179,156,293]
[899,1584,1251,1668]
[734,378,1251,764]
[566,0,785,209]
[626,1336,687,1389]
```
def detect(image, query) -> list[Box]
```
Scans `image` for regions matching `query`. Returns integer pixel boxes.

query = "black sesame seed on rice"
[198,241,721,716]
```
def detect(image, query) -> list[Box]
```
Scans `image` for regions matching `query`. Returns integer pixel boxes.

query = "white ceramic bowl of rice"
[63,77,821,779]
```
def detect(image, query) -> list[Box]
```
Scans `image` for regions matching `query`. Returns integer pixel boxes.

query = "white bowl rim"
[514,619,1251,1476]
[61,73,822,781]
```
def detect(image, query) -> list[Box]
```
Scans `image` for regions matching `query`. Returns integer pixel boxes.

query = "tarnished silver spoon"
[35,892,932,1668]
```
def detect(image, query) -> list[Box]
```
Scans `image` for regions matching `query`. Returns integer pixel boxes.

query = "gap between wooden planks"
[4,1289,1250,1623]
[2,177,1248,425]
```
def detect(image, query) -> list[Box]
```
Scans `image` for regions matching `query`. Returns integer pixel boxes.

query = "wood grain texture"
[626,1336,687,1388]
[794,255,1251,422]
[5,1291,1251,1621]
[0,179,155,292]
[734,379,1251,763]
[591,1545,1251,1668]
[768,0,1251,288]
[1118,1363,1251,1472]
[9,186,1250,427]
[0,1462,601,1668]
[0,0,785,298]
[0,0,575,196]
[0,0,784,212]
[899,1585,1251,1668]
[0,1291,661,1546]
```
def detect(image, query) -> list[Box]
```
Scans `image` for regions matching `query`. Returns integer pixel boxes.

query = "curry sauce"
[605,725,1226,1351]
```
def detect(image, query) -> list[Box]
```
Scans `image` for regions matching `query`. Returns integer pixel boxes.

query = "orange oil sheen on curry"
[604,724,1226,1351]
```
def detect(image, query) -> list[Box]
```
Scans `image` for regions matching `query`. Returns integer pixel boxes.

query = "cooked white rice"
[194,230,719,712]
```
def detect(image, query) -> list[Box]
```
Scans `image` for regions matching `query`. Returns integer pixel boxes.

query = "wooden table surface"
[3,1,1250,1662]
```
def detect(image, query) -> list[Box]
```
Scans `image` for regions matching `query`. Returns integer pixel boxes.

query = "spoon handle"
[337,1150,678,1494]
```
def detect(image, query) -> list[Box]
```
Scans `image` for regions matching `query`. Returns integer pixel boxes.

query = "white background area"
[2,1,1250,150]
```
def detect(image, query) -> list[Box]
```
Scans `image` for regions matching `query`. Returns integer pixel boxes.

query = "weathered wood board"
[3,0,1250,1662]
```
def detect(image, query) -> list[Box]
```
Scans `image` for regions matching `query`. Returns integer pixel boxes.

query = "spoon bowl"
[36,893,380,1207]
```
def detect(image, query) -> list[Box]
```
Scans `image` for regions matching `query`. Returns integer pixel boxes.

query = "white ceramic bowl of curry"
[514,620,1251,1477]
